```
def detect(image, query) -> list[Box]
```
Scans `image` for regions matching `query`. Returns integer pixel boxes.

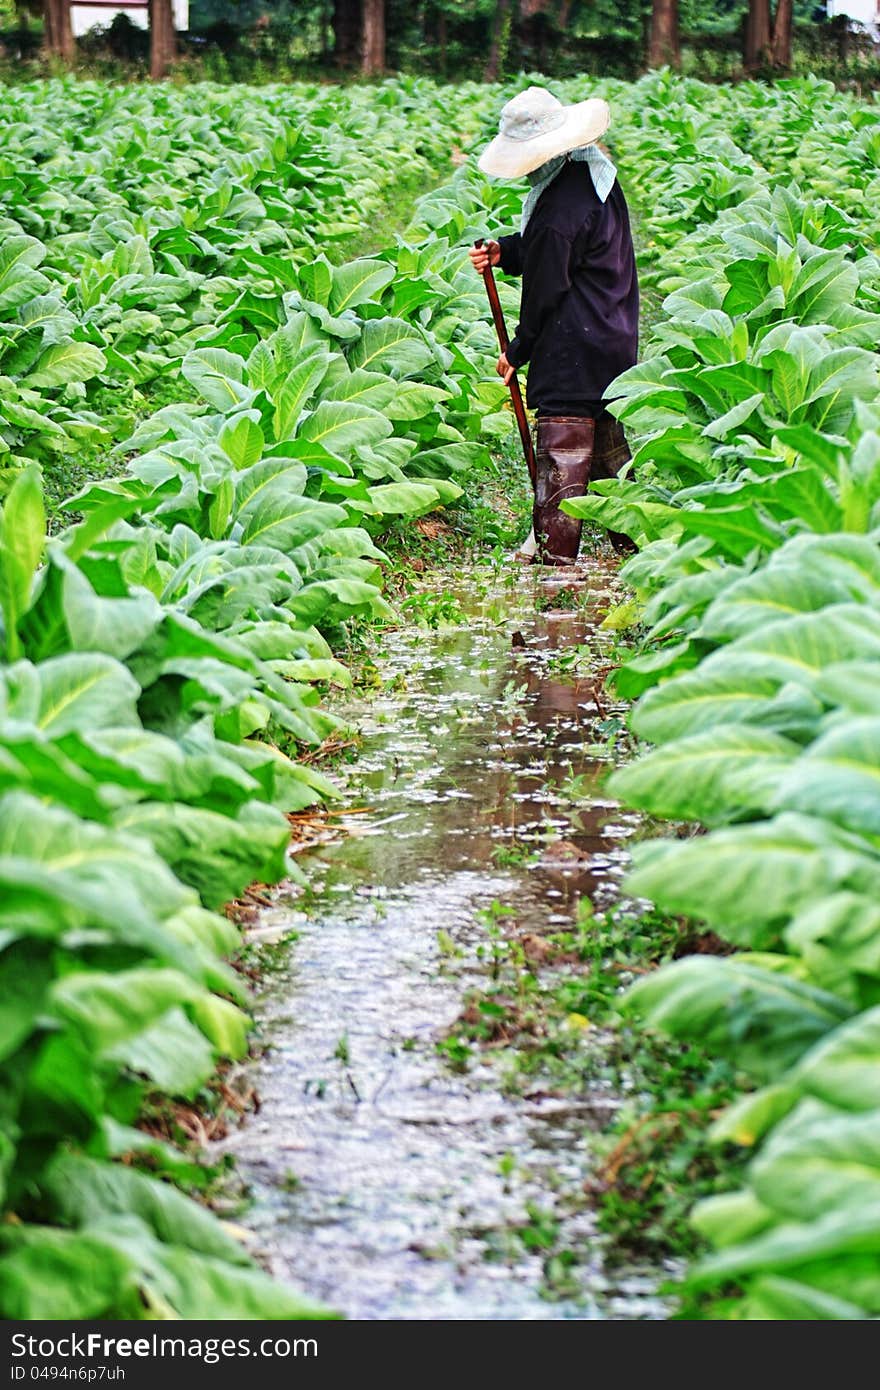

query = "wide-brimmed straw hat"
[478,86,610,179]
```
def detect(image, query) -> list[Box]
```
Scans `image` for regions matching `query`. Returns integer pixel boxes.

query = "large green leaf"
[348,316,435,376]
[182,349,254,411]
[771,719,880,836]
[699,566,853,642]
[328,257,395,313]
[25,342,106,388]
[0,465,44,660]
[297,399,392,456]
[626,813,880,946]
[609,726,798,823]
[0,1225,138,1320]
[626,956,851,1082]
[44,1153,252,1266]
[113,799,290,908]
[631,665,823,743]
[239,493,346,551]
[750,1102,880,1222]
[272,349,333,440]
[6,652,141,735]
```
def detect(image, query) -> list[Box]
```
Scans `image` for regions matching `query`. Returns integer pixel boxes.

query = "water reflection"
[221,562,667,1321]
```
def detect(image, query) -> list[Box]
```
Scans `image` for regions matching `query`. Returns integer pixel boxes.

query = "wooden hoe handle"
[475,238,537,490]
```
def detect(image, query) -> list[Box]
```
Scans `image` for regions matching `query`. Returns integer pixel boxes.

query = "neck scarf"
[520,144,617,232]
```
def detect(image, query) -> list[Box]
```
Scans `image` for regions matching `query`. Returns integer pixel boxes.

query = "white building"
[826,0,880,37]
[71,0,189,39]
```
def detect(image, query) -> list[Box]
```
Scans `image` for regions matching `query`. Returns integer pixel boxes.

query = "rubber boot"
[591,414,636,556]
[533,415,595,566]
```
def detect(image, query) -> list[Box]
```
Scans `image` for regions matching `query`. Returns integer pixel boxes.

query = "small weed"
[435,1034,473,1072]
[536,585,579,613]
[490,841,539,868]
[439,890,745,1275]
[436,927,461,958]
[401,590,467,628]
[518,1202,559,1252]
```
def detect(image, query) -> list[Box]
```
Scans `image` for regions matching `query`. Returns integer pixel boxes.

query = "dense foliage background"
[2,0,879,86]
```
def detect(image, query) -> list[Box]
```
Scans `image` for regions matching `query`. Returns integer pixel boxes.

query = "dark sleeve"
[505,227,574,369]
[496,233,524,278]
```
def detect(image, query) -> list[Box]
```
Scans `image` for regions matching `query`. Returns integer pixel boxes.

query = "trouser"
[533,412,634,565]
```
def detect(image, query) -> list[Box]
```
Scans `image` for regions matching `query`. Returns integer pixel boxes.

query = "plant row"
[562,72,880,1318]
[0,76,500,489]
[0,81,522,1320]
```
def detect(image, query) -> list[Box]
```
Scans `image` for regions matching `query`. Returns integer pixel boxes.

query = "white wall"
[71,0,189,39]
[826,0,880,33]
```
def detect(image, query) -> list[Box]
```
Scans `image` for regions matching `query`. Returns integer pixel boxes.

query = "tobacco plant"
[562,73,880,1319]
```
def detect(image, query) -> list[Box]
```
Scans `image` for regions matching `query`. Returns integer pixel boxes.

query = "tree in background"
[484,0,511,80]
[648,0,679,65]
[330,0,384,74]
[148,0,176,75]
[361,0,384,70]
[744,0,794,69]
[43,0,73,59]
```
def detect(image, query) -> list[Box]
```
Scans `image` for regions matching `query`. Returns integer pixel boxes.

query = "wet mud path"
[222,560,667,1319]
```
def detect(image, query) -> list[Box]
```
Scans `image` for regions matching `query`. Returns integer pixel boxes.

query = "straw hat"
[478,86,610,179]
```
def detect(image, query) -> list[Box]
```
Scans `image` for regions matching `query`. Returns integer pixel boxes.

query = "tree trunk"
[744,0,772,70]
[332,0,360,67]
[437,7,447,75]
[43,0,74,61]
[361,0,384,74]
[149,0,176,79]
[771,0,793,69]
[648,0,679,68]
[484,0,511,81]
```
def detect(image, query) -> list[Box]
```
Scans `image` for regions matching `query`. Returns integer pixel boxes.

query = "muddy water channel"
[223,559,669,1320]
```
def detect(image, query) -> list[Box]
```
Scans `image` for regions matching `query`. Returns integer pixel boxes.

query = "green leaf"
[0,940,52,1063]
[25,342,106,388]
[45,1153,252,1265]
[108,1006,215,1097]
[218,414,264,470]
[348,316,435,376]
[60,558,163,660]
[51,966,200,1053]
[750,1102,880,1222]
[625,813,880,947]
[771,719,880,836]
[609,726,798,824]
[297,399,392,457]
[182,349,254,411]
[626,956,851,1082]
[0,1226,137,1320]
[743,1275,869,1320]
[632,666,823,743]
[0,465,44,659]
[113,799,290,909]
[328,257,395,313]
[239,493,346,551]
[12,652,141,735]
[272,349,333,440]
[360,480,441,515]
[700,566,852,643]
[795,1005,880,1112]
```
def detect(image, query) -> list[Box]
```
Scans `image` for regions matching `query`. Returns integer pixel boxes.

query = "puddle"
[220,559,670,1320]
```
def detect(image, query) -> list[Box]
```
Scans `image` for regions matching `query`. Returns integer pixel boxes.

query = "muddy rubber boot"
[533,416,595,566]
[591,414,636,556]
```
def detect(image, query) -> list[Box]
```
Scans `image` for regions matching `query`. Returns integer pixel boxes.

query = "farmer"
[469,87,639,565]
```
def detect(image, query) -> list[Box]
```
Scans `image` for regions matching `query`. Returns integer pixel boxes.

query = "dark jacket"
[497,160,639,416]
